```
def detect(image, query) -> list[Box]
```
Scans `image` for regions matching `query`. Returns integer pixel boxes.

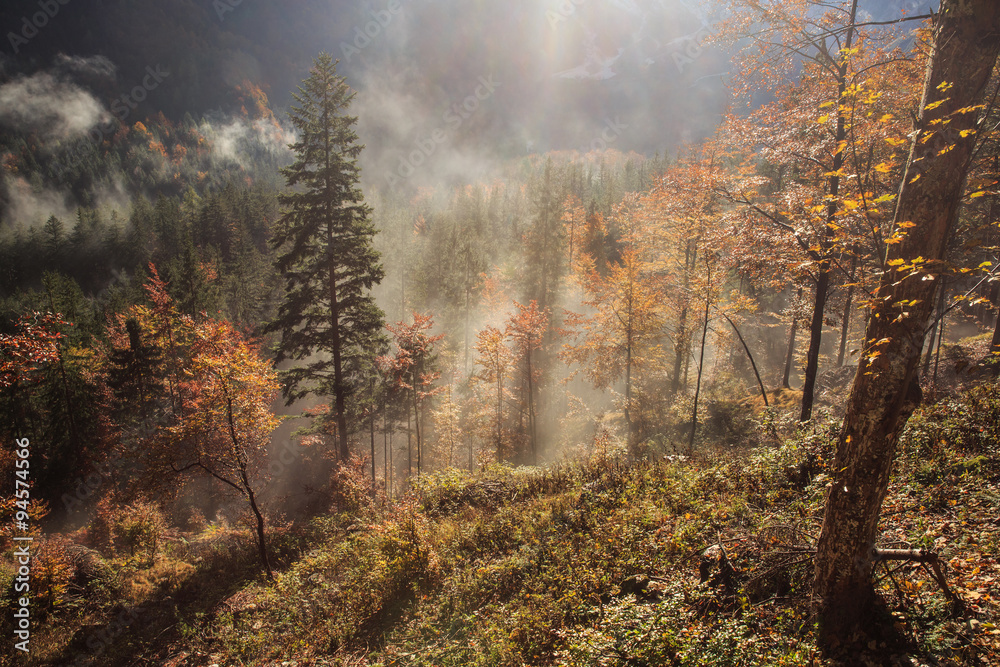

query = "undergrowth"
[3,386,999,666]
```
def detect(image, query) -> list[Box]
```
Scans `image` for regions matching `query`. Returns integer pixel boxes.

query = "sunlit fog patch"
[0,71,110,142]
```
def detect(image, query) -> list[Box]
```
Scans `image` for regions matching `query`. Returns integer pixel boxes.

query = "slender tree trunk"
[45,292,81,452]
[688,261,712,455]
[797,0,860,420]
[671,240,695,394]
[328,253,349,461]
[625,337,633,451]
[724,314,768,407]
[246,484,273,581]
[801,270,831,420]
[671,305,688,394]
[625,281,634,452]
[814,1,1000,647]
[837,253,858,367]
[526,349,536,464]
[464,285,471,375]
[990,310,1000,378]
[783,288,802,389]
[801,0,857,422]
[413,375,421,475]
[383,403,390,499]
[933,289,946,390]
[496,373,503,461]
[923,281,945,378]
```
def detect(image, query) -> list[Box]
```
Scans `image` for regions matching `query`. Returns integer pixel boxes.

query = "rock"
[698,544,736,592]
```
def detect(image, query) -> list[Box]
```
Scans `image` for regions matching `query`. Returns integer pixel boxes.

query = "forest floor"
[6,381,1000,667]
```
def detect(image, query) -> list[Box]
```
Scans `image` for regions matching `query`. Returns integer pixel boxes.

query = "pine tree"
[268,53,386,460]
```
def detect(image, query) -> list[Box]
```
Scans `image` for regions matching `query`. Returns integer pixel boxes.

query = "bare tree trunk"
[782,288,802,389]
[243,479,273,581]
[688,260,712,455]
[383,402,390,499]
[724,314,768,407]
[837,253,857,367]
[922,281,944,378]
[813,1,1000,647]
[526,349,537,464]
[671,240,695,394]
[932,280,948,393]
[991,305,1000,378]
[801,0,858,422]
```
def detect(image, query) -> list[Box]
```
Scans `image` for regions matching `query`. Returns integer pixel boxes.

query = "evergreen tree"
[268,53,386,460]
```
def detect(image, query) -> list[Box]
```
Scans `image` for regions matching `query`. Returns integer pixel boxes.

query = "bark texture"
[813,0,1000,646]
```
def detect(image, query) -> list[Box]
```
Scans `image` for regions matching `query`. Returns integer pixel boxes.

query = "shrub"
[104,500,168,563]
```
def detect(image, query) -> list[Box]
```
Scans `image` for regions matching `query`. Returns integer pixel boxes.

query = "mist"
[0,70,109,143]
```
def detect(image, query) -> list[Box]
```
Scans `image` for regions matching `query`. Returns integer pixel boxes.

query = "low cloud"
[201,115,295,168]
[1,174,75,229]
[54,54,118,80]
[0,71,109,142]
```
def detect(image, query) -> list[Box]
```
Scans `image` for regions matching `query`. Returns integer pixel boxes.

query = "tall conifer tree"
[268,53,386,460]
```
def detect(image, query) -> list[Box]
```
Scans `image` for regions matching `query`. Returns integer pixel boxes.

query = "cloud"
[1,174,76,229]
[0,71,109,142]
[201,115,294,168]
[54,54,118,80]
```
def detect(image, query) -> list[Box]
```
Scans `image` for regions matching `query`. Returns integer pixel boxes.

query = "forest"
[1,0,999,665]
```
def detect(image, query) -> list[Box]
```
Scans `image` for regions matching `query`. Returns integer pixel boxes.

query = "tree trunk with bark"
[837,253,857,367]
[813,0,1000,647]
[800,0,858,422]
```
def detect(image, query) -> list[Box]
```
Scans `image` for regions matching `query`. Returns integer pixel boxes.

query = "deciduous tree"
[813,0,1000,646]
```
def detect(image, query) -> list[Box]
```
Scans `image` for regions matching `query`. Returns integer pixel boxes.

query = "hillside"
[3,384,998,666]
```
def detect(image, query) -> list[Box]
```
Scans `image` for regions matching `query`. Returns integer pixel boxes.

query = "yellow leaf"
[970,190,987,198]
[897,221,917,228]
[925,99,947,111]
[909,173,922,184]
[885,137,907,146]
[874,162,893,174]
[887,259,905,266]
[878,114,894,123]
[818,114,830,124]
[960,129,976,138]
